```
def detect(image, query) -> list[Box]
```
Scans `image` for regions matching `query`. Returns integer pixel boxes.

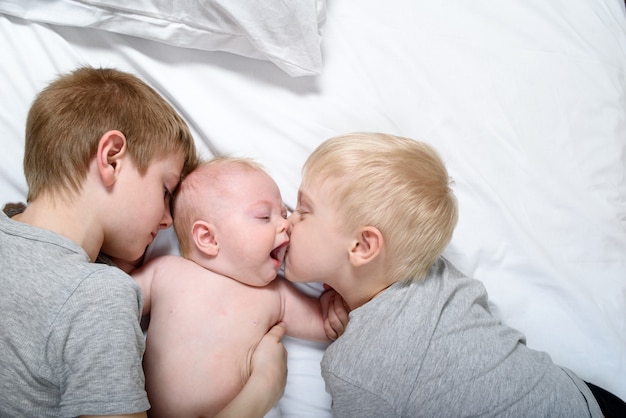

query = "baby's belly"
[143,306,274,417]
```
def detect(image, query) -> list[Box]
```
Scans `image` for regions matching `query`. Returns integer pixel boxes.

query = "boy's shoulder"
[1,210,83,264]
[424,256,473,284]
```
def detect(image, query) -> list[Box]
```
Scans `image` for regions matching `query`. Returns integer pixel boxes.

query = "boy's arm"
[214,323,288,418]
[279,277,350,342]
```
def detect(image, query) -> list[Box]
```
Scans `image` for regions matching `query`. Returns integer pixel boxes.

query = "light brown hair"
[24,66,199,202]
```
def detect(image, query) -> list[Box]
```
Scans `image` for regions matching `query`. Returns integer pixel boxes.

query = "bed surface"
[1,0,625,413]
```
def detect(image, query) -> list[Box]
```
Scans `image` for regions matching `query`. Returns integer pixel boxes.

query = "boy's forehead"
[152,149,184,167]
[301,172,336,192]
[152,152,185,179]
[298,178,333,205]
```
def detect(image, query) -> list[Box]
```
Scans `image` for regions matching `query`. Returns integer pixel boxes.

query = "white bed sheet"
[1,0,625,412]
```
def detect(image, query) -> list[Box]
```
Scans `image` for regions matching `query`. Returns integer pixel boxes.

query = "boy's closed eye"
[294,207,309,218]
[164,187,173,202]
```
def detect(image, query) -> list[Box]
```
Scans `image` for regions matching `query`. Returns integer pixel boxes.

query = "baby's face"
[212,169,290,286]
[284,177,352,288]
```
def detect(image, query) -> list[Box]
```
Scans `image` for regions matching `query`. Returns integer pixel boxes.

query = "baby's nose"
[279,217,291,234]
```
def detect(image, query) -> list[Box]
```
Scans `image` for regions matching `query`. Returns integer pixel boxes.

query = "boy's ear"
[97,130,127,187]
[192,220,219,257]
[349,226,383,267]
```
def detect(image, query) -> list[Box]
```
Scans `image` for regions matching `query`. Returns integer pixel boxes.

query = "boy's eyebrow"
[167,172,182,192]
[297,189,312,207]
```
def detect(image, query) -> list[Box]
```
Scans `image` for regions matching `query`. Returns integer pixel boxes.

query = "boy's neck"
[341,261,395,310]
[14,196,103,262]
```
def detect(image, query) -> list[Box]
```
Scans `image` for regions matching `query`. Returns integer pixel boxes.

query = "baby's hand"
[319,287,350,340]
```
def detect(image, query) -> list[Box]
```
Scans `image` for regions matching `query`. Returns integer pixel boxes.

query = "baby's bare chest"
[149,279,283,357]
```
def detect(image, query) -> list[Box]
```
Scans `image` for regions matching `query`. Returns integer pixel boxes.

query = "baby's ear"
[349,226,383,267]
[192,220,219,257]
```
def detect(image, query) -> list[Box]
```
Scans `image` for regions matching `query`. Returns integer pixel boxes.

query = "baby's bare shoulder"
[146,255,207,276]
[145,254,189,268]
[145,256,217,289]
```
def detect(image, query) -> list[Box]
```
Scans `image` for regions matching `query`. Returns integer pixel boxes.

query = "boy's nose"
[160,207,173,229]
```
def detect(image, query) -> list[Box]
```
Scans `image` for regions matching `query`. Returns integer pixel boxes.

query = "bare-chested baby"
[132,157,349,418]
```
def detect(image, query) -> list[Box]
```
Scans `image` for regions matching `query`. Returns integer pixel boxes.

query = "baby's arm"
[129,260,157,316]
[279,277,349,341]
[214,323,288,418]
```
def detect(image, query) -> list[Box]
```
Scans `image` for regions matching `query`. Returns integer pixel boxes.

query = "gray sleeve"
[47,269,149,416]
[326,373,400,418]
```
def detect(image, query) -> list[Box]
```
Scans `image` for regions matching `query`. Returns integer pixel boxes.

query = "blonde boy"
[0,67,286,418]
[284,132,604,417]
[132,158,348,418]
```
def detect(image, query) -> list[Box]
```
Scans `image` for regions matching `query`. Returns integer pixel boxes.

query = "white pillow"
[0,0,325,77]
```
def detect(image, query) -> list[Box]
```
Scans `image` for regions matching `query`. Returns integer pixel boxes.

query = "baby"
[132,157,348,418]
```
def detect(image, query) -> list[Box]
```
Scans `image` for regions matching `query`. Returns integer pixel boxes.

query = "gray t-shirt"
[0,212,149,417]
[321,257,602,417]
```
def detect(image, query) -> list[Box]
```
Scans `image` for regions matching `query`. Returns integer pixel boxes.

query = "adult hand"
[252,322,288,405]
[215,323,288,418]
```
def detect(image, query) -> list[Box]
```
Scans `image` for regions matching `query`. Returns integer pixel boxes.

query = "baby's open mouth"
[271,242,289,263]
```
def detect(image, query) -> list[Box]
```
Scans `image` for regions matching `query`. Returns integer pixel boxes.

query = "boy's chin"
[282,266,306,284]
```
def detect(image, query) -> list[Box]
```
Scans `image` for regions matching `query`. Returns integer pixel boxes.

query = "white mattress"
[1,0,625,412]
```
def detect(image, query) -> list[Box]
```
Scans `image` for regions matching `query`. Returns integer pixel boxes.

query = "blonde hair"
[24,66,198,202]
[173,157,265,257]
[302,132,458,282]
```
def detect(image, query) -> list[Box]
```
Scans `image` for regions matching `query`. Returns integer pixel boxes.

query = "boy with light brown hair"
[0,66,288,418]
[132,157,348,418]
[284,132,605,417]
